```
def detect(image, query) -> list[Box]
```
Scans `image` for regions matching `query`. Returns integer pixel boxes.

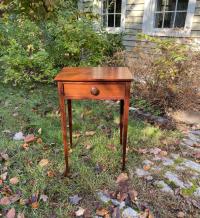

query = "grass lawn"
[0,84,182,217]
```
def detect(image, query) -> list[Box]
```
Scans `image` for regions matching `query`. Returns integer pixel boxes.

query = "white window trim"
[99,0,126,34]
[142,0,197,37]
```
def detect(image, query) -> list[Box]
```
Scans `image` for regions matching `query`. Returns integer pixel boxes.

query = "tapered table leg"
[120,100,124,145]
[58,82,69,176]
[122,83,131,171]
[67,99,72,147]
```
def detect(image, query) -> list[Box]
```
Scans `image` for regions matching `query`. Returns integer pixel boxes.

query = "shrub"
[129,34,200,112]
[0,0,124,85]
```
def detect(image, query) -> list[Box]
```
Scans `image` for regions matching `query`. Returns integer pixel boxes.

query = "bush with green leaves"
[0,0,123,85]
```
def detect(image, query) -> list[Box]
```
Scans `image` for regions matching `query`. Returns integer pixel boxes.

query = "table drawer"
[63,82,125,99]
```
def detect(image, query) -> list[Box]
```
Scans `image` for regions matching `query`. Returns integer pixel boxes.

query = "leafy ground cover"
[0,84,193,218]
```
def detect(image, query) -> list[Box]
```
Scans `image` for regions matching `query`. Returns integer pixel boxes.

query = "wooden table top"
[54,67,133,82]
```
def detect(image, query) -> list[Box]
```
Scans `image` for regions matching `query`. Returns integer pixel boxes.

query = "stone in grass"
[164,171,189,188]
[161,157,174,166]
[182,160,200,173]
[190,130,200,136]
[170,153,180,159]
[13,132,24,141]
[194,187,200,197]
[143,160,154,166]
[97,192,110,203]
[154,180,173,194]
[135,169,150,177]
[122,207,139,218]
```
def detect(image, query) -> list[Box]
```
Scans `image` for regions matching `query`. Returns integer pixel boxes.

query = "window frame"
[142,0,197,37]
[99,0,126,33]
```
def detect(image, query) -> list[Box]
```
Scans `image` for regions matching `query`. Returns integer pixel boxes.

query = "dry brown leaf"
[6,208,15,218]
[31,202,39,209]
[36,138,43,144]
[1,172,8,180]
[84,143,93,150]
[17,212,25,218]
[116,173,129,184]
[96,208,109,216]
[10,177,19,185]
[38,159,49,167]
[24,134,35,143]
[0,197,10,205]
[22,143,29,150]
[160,150,168,156]
[128,188,138,202]
[85,131,96,136]
[47,171,55,177]
[143,165,151,171]
[192,143,200,148]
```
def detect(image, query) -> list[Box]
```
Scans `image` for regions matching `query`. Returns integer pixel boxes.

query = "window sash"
[142,0,197,37]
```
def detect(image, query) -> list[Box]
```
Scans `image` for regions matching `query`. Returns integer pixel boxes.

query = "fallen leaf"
[192,143,200,148]
[0,194,20,206]
[75,207,85,217]
[0,197,10,205]
[159,150,168,156]
[177,211,185,218]
[69,195,82,205]
[193,152,200,159]
[138,148,148,154]
[17,212,25,218]
[38,159,49,167]
[24,134,35,143]
[1,172,8,180]
[128,188,138,202]
[36,138,43,144]
[116,192,128,202]
[31,201,39,209]
[0,179,2,185]
[22,143,29,150]
[149,148,161,155]
[84,143,92,150]
[73,133,81,138]
[40,194,48,202]
[47,171,55,178]
[143,165,151,171]
[1,153,9,161]
[85,131,96,136]
[116,173,129,184]
[6,208,15,218]
[96,208,109,216]
[10,177,19,185]
[38,128,42,134]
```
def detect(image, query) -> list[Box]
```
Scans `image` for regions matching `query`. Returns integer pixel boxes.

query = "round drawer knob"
[90,87,100,96]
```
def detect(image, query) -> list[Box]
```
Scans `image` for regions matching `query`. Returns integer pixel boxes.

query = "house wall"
[80,0,200,53]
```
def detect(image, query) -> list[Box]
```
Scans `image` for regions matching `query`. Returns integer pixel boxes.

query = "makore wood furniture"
[54,67,133,176]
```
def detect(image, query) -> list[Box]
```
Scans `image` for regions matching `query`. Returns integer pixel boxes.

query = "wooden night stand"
[54,67,133,176]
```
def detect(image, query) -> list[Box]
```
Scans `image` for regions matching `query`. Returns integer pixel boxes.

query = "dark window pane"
[108,0,114,13]
[174,12,187,27]
[165,0,176,11]
[163,12,174,27]
[177,0,189,10]
[116,0,122,13]
[115,14,121,27]
[156,0,165,11]
[154,13,163,28]
[108,14,114,27]
[103,15,107,27]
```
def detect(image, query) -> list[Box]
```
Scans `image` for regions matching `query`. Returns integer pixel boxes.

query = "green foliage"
[0,0,123,85]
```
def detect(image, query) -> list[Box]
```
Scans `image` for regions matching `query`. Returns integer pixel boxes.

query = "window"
[143,0,196,36]
[100,0,126,33]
